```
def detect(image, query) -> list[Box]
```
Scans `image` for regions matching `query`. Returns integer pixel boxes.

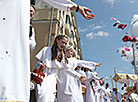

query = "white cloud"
[86,31,109,39]
[78,24,105,33]
[118,70,124,73]
[104,0,115,8]
[92,25,105,30]
[129,0,138,3]
[86,32,94,39]
[78,27,88,33]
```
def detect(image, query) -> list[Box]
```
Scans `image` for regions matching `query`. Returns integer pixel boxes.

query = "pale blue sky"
[75,0,138,91]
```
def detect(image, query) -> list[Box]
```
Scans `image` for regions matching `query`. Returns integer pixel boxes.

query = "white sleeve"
[42,0,76,11]
[63,61,82,80]
[88,72,100,81]
[67,58,97,70]
[76,59,97,70]
[36,47,47,61]
[100,86,107,94]
[65,68,82,80]
[29,27,36,50]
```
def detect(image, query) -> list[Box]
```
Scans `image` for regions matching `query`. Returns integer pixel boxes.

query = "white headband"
[66,45,73,50]
[56,34,68,38]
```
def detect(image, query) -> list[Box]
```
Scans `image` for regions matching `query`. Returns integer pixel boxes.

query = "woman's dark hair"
[51,34,69,63]
[31,5,36,11]
[105,83,109,89]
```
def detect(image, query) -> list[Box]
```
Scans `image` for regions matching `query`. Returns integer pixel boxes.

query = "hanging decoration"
[111,17,127,30]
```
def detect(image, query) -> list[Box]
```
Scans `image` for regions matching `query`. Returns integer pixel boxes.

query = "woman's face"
[56,37,68,51]
[30,5,35,20]
[66,48,74,58]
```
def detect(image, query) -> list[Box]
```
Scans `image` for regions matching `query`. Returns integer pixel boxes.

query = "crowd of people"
[1,0,138,102]
[30,34,138,102]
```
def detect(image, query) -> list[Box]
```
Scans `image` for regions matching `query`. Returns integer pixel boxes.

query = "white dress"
[111,92,122,102]
[57,68,83,102]
[36,47,98,102]
[35,47,82,102]
[0,0,30,101]
[84,71,100,102]
[57,58,97,102]
[29,26,36,50]
[96,86,107,102]
[104,88,111,102]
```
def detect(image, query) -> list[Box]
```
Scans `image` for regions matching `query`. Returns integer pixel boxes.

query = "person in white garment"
[0,0,95,101]
[0,0,30,101]
[95,79,107,102]
[75,66,86,96]
[30,4,36,50]
[104,83,111,102]
[57,45,84,102]
[57,45,102,102]
[42,0,95,20]
[111,88,122,102]
[84,69,102,102]
[129,92,138,102]
[35,34,87,102]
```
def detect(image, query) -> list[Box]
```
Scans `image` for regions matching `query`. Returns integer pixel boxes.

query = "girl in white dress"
[56,45,102,102]
[35,34,86,102]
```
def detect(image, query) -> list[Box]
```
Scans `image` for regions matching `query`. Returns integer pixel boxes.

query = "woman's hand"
[70,5,95,20]
[78,6,95,20]
[96,63,102,67]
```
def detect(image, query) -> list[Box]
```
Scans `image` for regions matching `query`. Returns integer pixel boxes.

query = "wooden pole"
[110,75,114,89]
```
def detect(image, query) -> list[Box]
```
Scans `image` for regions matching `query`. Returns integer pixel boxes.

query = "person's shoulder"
[42,46,51,50]
[39,46,51,54]
[68,57,77,61]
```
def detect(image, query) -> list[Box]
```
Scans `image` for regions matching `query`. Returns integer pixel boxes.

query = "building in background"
[30,0,82,71]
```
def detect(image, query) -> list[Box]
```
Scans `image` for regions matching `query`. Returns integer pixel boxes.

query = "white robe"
[95,86,107,102]
[35,47,98,102]
[111,92,122,102]
[57,69,83,102]
[29,27,36,50]
[84,71,100,102]
[104,88,111,102]
[57,59,97,102]
[0,0,30,101]
[42,0,76,11]
[35,47,82,102]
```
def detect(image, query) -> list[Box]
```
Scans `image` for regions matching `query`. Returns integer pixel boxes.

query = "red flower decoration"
[118,24,127,30]
[113,22,119,27]
[131,37,137,42]
[122,35,132,42]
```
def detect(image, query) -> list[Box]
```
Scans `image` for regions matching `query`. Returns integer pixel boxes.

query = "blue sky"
[75,0,138,91]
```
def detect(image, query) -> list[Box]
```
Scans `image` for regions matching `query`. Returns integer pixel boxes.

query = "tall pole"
[132,42,137,74]
[114,67,118,101]
[48,7,54,46]
[110,75,114,89]
[131,20,138,74]
[131,20,138,93]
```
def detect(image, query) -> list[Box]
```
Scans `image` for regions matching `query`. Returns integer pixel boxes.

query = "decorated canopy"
[113,73,138,84]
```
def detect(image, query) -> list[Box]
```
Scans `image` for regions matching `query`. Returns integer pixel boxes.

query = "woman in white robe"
[84,70,101,102]
[30,5,36,50]
[94,80,107,102]
[56,46,102,102]
[35,34,87,102]
[0,0,30,101]
[104,83,111,102]
[111,88,122,102]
